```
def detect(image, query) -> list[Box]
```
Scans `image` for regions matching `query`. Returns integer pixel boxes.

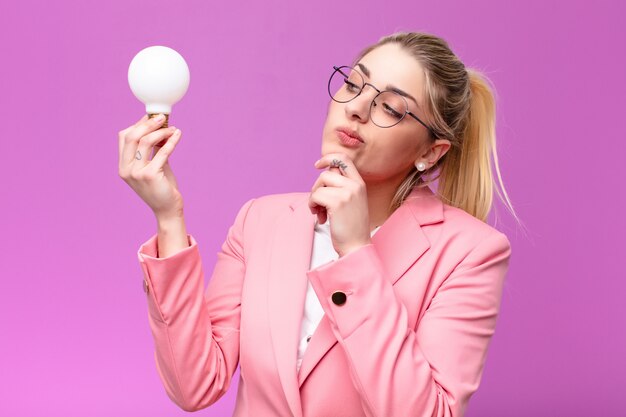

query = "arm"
[306,230,512,417]
[136,198,255,411]
[155,215,190,259]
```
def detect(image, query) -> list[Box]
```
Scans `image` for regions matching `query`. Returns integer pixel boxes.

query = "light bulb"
[128,45,190,127]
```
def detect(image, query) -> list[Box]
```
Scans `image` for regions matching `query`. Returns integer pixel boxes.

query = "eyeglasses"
[328,65,436,136]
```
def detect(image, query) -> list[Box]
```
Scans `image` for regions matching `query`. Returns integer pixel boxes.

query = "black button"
[331,291,347,306]
[306,335,312,343]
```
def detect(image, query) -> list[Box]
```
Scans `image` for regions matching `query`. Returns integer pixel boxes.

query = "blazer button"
[142,279,149,295]
[331,291,347,306]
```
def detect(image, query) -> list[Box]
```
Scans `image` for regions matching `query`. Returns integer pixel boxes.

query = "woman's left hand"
[308,153,372,257]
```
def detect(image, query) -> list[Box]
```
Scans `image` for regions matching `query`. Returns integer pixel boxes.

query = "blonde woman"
[119,32,516,417]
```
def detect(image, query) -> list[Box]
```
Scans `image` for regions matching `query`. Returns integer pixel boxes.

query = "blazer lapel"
[267,195,316,417]
[371,185,444,285]
[297,185,444,387]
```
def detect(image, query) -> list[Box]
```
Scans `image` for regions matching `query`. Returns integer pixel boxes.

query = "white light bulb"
[128,45,190,126]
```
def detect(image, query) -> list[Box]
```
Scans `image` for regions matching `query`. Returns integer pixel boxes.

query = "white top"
[296,220,381,373]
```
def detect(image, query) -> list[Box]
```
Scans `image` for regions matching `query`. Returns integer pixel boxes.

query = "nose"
[344,84,378,123]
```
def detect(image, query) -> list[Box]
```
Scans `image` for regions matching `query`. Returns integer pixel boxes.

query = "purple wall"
[1,1,623,416]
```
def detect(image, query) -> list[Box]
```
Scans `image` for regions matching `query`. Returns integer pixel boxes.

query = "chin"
[320,140,335,156]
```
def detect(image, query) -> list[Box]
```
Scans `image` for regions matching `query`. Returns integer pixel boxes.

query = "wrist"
[338,239,372,258]
[155,214,189,258]
[155,208,185,224]
[156,214,186,231]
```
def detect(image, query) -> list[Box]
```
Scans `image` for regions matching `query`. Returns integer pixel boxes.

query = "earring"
[415,161,427,171]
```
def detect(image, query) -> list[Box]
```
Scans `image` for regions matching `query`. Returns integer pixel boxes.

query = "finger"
[118,114,149,165]
[318,207,327,224]
[309,198,322,214]
[309,167,351,223]
[134,114,150,126]
[152,130,175,157]
[310,169,351,194]
[309,187,344,225]
[314,153,353,171]
[314,153,362,182]
[121,114,168,168]
[308,201,326,222]
[148,128,182,171]
[309,200,328,224]
[309,187,343,213]
[120,114,150,138]
[133,126,177,165]
[120,115,163,169]
[308,192,324,218]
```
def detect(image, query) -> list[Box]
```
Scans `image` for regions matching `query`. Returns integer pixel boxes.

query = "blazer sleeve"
[306,230,512,417]
[136,198,255,412]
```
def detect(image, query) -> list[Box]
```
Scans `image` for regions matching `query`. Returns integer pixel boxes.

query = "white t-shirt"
[296,219,381,373]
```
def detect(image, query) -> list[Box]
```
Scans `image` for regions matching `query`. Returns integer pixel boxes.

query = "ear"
[416,139,451,167]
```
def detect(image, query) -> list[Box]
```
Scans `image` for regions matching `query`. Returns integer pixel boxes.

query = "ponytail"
[437,70,488,221]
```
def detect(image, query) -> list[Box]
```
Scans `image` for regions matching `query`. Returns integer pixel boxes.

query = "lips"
[336,127,364,143]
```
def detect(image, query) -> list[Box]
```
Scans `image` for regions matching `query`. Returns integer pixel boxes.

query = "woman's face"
[321,43,446,185]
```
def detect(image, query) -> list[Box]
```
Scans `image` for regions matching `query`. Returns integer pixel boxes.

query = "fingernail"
[314,159,320,166]
[173,128,181,136]
[154,114,164,122]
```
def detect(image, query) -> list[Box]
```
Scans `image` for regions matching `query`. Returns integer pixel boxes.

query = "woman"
[118,32,517,417]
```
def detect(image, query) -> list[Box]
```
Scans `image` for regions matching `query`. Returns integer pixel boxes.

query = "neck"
[365,177,404,232]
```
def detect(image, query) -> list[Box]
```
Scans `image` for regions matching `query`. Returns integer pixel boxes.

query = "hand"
[118,114,185,220]
[308,153,372,257]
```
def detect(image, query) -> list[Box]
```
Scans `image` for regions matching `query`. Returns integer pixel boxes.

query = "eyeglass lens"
[328,66,408,128]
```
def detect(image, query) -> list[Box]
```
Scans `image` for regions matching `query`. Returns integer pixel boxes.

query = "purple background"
[1,1,624,416]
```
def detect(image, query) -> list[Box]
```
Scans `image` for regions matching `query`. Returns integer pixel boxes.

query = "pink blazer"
[137,185,512,417]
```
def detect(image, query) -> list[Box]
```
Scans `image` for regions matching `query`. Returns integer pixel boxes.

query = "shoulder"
[243,191,308,214]
[252,191,309,208]
[438,201,511,254]
[232,191,309,224]
[403,185,509,251]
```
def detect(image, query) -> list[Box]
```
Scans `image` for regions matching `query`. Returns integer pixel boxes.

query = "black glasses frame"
[328,65,437,138]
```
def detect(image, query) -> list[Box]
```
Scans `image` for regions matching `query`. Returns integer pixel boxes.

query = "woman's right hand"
[118,114,185,220]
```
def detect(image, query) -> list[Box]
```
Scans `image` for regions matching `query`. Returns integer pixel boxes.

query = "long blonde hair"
[355,32,519,224]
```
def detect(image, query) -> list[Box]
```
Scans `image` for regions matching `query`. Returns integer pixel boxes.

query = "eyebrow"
[356,63,420,108]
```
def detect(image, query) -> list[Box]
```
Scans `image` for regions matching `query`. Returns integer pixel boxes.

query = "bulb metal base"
[148,113,170,148]
[147,113,169,128]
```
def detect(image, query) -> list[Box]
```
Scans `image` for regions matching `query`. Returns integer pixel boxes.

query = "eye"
[383,103,403,119]
[343,79,360,93]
